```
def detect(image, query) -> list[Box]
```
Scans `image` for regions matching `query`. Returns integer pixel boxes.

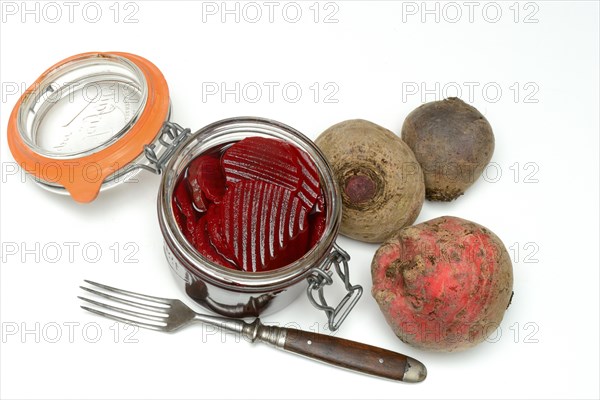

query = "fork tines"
[79,280,171,331]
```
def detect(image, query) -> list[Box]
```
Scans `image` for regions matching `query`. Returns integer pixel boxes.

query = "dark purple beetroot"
[401,98,495,201]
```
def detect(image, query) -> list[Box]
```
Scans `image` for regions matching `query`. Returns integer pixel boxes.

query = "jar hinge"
[141,122,191,174]
[306,243,363,331]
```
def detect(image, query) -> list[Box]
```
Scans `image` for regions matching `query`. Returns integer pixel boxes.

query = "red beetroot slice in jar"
[309,212,327,249]
[173,179,199,245]
[293,145,321,210]
[216,180,310,272]
[308,193,326,249]
[172,198,187,236]
[194,216,238,270]
[174,179,196,219]
[187,154,227,207]
[205,205,233,262]
[188,178,208,212]
[222,137,320,210]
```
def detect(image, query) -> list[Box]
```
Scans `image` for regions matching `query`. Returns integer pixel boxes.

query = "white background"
[1,1,599,399]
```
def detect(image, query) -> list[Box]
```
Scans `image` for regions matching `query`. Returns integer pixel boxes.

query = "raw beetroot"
[401,98,495,201]
[371,216,513,352]
[172,137,326,272]
[315,119,425,243]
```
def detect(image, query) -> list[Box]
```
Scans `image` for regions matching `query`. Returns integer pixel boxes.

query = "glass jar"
[157,117,362,328]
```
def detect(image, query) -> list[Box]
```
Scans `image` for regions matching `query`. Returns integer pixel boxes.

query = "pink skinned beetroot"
[371,216,514,352]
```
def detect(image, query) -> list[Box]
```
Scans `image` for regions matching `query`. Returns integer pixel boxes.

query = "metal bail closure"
[141,122,191,174]
[306,243,363,331]
[7,52,171,203]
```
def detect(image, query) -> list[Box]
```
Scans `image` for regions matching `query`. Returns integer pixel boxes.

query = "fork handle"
[279,328,426,383]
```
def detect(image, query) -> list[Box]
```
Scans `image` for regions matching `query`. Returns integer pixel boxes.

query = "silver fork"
[79,280,426,383]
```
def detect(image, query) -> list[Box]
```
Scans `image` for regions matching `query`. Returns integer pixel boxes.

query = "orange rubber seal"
[7,52,170,203]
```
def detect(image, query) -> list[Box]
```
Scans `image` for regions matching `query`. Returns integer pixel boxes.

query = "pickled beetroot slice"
[308,193,326,248]
[174,179,196,219]
[187,154,227,205]
[172,197,197,247]
[205,205,232,261]
[194,216,237,270]
[173,179,203,245]
[313,192,326,214]
[172,198,187,236]
[217,180,309,272]
[293,146,321,210]
[309,212,326,249]
[188,178,208,212]
[222,138,320,210]
[222,137,298,191]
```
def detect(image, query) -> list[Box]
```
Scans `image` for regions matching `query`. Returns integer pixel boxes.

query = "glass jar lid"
[7,52,171,202]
